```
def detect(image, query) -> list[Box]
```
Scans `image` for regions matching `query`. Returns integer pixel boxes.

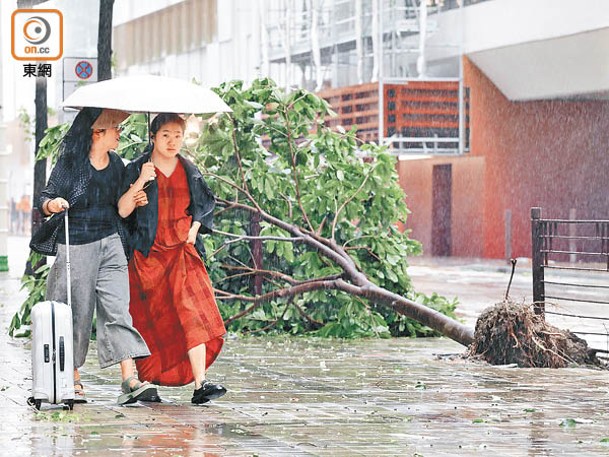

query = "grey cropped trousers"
[46,233,150,369]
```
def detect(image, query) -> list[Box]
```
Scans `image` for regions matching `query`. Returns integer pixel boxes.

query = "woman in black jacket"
[31,107,159,405]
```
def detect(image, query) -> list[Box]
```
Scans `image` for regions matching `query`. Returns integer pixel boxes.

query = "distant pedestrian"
[30,107,160,405]
[18,195,31,235]
[9,198,18,234]
[119,113,227,404]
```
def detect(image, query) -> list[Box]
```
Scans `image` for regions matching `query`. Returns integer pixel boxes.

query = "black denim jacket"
[123,152,215,259]
[30,152,130,257]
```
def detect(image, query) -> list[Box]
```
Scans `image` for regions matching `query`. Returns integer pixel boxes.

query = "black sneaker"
[191,381,227,404]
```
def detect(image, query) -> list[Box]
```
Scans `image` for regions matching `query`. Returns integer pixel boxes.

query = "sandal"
[117,376,160,405]
[73,380,87,404]
[191,380,227,405]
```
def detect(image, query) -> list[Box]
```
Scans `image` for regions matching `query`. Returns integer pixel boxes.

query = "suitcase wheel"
[27,396,42,410]
[64,400,74,411]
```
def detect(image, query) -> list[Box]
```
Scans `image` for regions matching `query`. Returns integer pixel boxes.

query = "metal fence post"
[531,207,545,316]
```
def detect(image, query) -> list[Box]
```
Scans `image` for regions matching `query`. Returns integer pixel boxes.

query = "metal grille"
[531,207,609,353]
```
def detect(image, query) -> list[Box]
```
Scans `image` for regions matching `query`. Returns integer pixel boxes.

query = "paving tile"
[2,237,609,456]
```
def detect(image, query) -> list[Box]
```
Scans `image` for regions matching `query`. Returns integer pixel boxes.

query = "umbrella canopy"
[62,74,232,114]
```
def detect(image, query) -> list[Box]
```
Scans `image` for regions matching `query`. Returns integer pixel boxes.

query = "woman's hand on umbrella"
[137,161,156,190]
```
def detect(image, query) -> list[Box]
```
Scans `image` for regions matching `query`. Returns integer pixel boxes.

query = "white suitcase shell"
[30,301,75,409]
[29,208,75,410]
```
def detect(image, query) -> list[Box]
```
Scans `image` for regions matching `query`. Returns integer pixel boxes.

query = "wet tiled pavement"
[1,237,609,456]
[408,256,609,351]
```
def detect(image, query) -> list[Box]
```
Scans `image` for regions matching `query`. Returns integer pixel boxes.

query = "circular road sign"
[75,60,94,80]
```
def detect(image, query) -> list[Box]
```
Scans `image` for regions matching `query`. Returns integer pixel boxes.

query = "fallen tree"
[214,197,474,346]
[192,78,474,345]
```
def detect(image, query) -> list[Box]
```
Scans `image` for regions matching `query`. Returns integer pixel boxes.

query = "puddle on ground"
[3,259,609,456]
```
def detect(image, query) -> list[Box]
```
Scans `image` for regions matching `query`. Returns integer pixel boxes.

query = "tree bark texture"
[97,0,115,81]
[25,77,48,275]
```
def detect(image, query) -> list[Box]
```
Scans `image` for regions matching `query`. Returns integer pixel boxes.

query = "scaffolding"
[261,0,485,154]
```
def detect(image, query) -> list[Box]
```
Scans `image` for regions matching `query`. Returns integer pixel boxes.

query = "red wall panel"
[465,57,609,258]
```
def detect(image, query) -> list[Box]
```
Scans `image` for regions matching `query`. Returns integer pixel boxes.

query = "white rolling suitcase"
[29,209,75,410]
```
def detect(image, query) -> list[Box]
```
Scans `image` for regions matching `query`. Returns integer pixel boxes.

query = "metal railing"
[531,207,609,352]
[384,136,459,154]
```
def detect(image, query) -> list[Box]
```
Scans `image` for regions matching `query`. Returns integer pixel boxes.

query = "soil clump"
[468,301,606,368]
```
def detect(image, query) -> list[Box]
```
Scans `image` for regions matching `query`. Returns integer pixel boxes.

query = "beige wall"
[397,155,485,257]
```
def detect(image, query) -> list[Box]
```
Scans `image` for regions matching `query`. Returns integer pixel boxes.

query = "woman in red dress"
[119,113,226,404]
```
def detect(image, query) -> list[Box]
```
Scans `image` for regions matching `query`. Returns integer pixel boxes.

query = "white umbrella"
[62,74,232,114]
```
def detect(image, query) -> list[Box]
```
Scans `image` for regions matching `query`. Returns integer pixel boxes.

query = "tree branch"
[220,264,299,285]
[282,106,315,233]
[204,171,262,212]
[332,279,474,346]
[344,245,381,262]
[331,167,375,241]
[292,301,324,329]
[221,279,344,325]
[230,117,251,193]
[217,198,369,287]
[214,229,301,243]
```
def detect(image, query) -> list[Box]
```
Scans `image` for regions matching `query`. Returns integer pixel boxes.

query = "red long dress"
[128,160,225,386]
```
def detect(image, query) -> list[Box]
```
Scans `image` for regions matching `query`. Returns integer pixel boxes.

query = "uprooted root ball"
[468,301,605,368]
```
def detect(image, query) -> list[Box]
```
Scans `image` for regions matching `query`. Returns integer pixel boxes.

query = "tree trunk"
[218,199,475,347]
[18,1,49,275]
[340,280,474,347]
[25,77,48,275]
[249,213,263,296]
[16,0,47,6]
[32,76,47,223]
[97,0,115,81]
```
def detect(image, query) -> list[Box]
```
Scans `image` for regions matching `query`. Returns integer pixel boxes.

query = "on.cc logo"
[23,16,52,45]
[11,9,63,61]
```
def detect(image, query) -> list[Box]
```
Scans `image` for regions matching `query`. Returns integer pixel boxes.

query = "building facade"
[112,0,609,259]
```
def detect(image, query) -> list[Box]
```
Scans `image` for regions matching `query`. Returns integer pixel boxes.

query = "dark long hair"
[59,107,102,168]
[150,113,185,136]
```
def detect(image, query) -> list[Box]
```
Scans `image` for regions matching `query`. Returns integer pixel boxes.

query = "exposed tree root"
[468,301,606,368]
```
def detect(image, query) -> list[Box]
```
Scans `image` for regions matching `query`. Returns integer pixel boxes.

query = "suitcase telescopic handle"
[59,336,65,371]
[64,206,71,308]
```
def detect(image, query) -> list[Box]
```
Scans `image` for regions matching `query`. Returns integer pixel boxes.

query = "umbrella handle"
[147,112,152,150]
[140,160,156,190]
